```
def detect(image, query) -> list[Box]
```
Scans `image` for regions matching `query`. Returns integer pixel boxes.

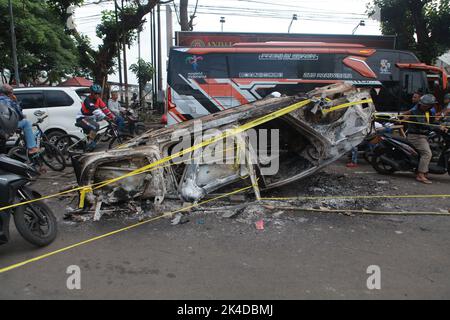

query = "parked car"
[12,87,90,145]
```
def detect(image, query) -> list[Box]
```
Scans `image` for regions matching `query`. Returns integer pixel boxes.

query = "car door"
[14,90,47,127]
[44,89,78,135]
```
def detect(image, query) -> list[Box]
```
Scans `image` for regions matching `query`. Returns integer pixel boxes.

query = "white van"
[13,87,89,143]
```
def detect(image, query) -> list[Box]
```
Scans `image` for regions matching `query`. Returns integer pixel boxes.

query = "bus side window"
[404,74,410,91]
[204,55,232,109]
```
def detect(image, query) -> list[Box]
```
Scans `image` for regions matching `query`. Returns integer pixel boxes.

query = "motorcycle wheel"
[13,195,57,247]
[134,123,146,136]
[371,153,397,175]
[109,134,134,150]
[41,142,66,172]
[55,135,84,166]
[100,128,113,143]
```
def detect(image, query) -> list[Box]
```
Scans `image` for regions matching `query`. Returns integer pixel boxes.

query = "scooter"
[370,130,450,176]
[0,154,57,247]
[121,107,146,136]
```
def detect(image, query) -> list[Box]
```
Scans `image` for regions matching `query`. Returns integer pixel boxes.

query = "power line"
[231,0,369,16]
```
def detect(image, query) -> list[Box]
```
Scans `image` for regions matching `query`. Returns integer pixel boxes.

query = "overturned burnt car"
[73,83,375,210]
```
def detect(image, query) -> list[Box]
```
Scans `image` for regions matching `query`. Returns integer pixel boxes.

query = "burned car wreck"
[73,83,375,212]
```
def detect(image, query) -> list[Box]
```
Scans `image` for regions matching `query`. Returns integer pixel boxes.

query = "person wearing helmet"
[76,84,116,151]
[0,99,20,153]
[402,94,445,184]
[0,84,40,155]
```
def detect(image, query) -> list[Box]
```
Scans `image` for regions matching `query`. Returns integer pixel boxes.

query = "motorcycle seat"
[0,154,37,177]
[384,134,417,148]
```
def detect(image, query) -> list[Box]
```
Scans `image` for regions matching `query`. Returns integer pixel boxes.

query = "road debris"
[255,219,265,230]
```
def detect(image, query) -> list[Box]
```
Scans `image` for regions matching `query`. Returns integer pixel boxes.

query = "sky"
[75,0,382,85]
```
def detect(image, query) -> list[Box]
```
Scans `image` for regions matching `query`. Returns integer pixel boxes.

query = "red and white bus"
[165,42,448,125]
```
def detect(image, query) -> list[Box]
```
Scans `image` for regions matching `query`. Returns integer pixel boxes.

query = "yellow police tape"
[90,98,374,192]
[270,207,450,216]
[322,98,373,114]
[1,97,381,213]
[2,190,450,274]
[0,99,414,273]
[0,98,311,213]
[261,194,450,201]
[0,184,256,274]
[374,113,448,118]
[374,116,450,129]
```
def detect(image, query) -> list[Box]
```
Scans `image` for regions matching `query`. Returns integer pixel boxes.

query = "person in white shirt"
[107,90,125,132]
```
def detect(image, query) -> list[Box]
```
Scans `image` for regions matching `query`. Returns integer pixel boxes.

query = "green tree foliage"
[369,0,450,64]
[0,0,80,84]
[129,58,154,89]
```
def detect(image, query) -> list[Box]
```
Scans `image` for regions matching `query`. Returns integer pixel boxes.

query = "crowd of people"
[0,83,137,154]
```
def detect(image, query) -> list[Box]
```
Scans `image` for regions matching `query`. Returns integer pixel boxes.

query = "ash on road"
[0,158,449,299]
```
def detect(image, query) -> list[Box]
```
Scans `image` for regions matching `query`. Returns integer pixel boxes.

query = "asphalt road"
[1,159,450,300]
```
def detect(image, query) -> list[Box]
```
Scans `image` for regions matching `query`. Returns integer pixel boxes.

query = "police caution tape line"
[0,97,372,213]
[0,98,312,213]
[375,113,449,118]
[374,116,450,129]
[0,142,234,212]
[261,194,450,201]
[2,188,450,274]
[322,98,373,114]
[264,206,450,216]
[0,184,256,274]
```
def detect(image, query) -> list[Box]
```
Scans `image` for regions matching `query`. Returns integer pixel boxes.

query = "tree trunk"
[180,0,190,31]
[408,0,433,63]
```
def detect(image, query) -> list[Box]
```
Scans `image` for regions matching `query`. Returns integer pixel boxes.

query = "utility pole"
[138,30,142,101]
[166,5,173,57]
[8,0,20,86]
[152,9,157,108]
[114,0,123,100]
[180,0,189,31]
[220,16,225,32]
[352,20,366,35]
[157,4,163,98]
[288,14,298,33]
[121,0,129,107]
[150,11,154,109]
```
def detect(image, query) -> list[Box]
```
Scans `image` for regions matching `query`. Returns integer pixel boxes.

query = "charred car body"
[72,84,375,210]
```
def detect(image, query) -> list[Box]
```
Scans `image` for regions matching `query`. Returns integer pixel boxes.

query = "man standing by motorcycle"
[107,89,126,133]
[402,94,447,184]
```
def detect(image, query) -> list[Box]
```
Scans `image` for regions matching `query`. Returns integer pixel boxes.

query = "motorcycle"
[0,154,57,247]
[100,106,146,143]
[121,106,146,136]
[370,130,450,176]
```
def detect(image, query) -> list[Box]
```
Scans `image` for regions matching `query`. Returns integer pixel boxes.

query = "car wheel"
[46,130,66,145]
